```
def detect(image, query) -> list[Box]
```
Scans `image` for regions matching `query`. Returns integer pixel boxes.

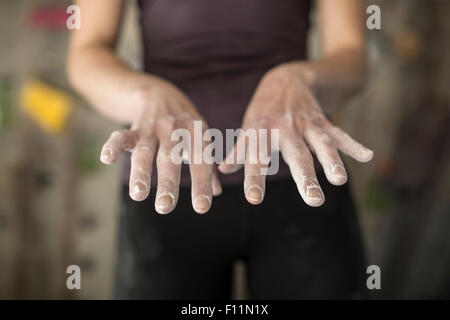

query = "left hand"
[219,62,373,207]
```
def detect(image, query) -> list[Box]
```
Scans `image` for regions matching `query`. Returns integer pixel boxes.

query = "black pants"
[114,173,367,299]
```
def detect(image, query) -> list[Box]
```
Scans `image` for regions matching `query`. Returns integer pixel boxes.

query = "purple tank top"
[124,0,312,186]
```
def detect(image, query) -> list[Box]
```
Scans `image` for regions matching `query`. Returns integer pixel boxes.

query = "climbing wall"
[0,0,141,299]
[340,0,450,299]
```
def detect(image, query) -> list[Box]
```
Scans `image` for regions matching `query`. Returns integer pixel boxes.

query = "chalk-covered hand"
[100,80,222,214]
[219,63,373,207]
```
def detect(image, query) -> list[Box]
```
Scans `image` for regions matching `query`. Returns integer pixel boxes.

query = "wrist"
[265,61,319,93]
[129,76,174,117]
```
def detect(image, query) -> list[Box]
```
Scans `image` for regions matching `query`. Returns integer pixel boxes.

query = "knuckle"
[135,142,155,154]
[277,114,295,129]
[193,181,212,191]
[289,152,313,167]
[157,148,173,161]
[183,118,208,132]
[182,119,195,131]
[158,116,177,131]
[245,175,264,183]
[305,178,320,188]
[110,130,126,139]
[134,166,150,178]
[313,115,328,127]
[319,133,333,146]
[158,178,178,191]
[251,116,270,128]
[177,112,193,121]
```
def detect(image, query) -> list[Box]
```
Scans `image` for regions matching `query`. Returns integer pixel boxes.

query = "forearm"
[67,44,168,124]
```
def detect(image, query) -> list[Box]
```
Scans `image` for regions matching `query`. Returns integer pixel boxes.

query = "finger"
[243,125,270,205]
[280,133,325,207]
[100,130,137,164]
[129,137,157,201]
[322,121,374,163]
[244,161,266,205]
[154,142,181,214]
[218,129,246,174]
[185,120,214,214]
[212,167,223,196]
[189,162,213,214]
[303,124,347,186]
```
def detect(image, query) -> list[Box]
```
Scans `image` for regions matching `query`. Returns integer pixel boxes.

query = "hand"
[99,80,222,214]
[219,63,373,207]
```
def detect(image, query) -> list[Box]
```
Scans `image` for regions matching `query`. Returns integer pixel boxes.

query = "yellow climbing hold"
[21,80,72,134]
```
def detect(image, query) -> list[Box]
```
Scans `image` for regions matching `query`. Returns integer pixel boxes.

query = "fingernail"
[359,146,374,162]
[100,148,114,163]
[330,164,347,185]
[362,145,374,153]
[331,164,346,177]
[306,186,324,207]
[246,185,263,203]
[131,181,147,199]
[194,195,211,214]
[307,186,323,199]
[155,193,175,214]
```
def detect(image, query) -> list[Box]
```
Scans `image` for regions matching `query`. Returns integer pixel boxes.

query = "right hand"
[99,80,222,214]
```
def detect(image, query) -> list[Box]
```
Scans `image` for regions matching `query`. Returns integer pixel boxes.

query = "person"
[67,0,374,299]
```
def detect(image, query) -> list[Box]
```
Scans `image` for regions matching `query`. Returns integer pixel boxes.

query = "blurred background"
[0,0,449,299]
